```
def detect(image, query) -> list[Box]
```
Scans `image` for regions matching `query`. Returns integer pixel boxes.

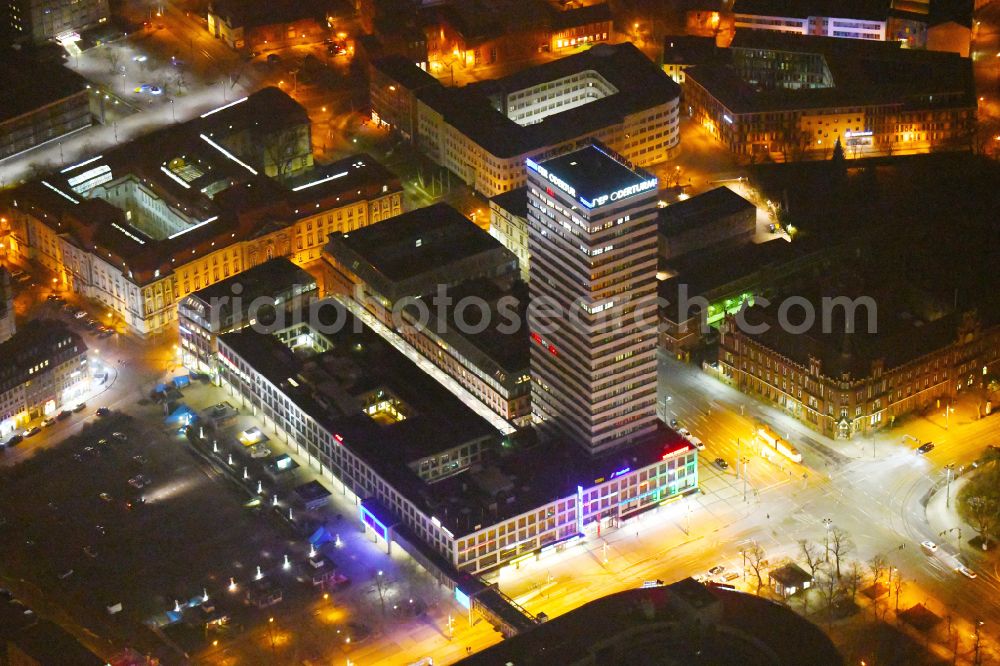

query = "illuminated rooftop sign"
[579,177,658,209]
[526,158,577,198]
[529,155,658,209]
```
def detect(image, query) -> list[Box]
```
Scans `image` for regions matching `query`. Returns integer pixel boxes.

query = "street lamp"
[945,463,955,508]
[822,517,833,562]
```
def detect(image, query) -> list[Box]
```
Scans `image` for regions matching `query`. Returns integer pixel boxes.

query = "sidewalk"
[925,475,985,559]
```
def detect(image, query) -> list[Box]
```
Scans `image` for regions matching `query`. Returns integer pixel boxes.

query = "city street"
[469,352,1000,663]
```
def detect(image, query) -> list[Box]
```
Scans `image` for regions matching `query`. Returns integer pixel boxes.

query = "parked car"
[23,426,41,438]
[3,434,22,448]
[266,53,280,64]
[95,407,110,417]
[73,402,87,412]
[128,474,150,489]
[56,410,72,420]
[73,309,87,319]
[41,417,56,427]
[112,431,127,442]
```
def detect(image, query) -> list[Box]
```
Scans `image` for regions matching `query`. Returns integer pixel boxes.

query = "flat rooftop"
[658,187,754,236]
[219,304,499,477]
[0,50,88,124]
[324,203,517,301]
[689,31,974,114]
[427,425,694,537]
[412,278,529,381]
[186,257,316,305]
[221,304,695,537]
[662,34,725,66]
[377,42,679,159]
[537,142,656,209]
[489,186,528,218]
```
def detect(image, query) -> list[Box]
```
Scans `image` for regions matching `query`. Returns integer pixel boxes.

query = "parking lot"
[0,401,303,662]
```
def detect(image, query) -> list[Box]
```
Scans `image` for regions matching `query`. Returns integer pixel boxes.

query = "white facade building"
[526,142,660,455]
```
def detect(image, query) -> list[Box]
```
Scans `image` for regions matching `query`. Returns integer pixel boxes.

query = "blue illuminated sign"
[454,587,471,609]
[578,178,659,209]
[528,155,657,210]
[526,158,577,198]
[360,505,388,541]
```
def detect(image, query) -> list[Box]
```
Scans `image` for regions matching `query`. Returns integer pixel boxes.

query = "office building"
[684,32,975,160]
[527,142,659,455]
[399,278,532,425]
[0,50,93,160]
[1,88,402,337]
[178,257,317,373]
[732,0,929,47]
[323,203,526,423]
[371,42,680,197]
[1,0,108,44]
[489,187,530,281]
[0,319,88,438]
[217,305,698,583]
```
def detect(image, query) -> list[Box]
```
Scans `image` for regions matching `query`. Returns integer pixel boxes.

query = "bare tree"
[967,113,1000,156]
[799,539,823,578]
[745,541,767,595]
[868,554,887,590]
[893,573,905,613]
[103,46,122,75]
[829,527,852,578]
[263,127,308,181]
[844,560,864,603]
[817,570,840,628]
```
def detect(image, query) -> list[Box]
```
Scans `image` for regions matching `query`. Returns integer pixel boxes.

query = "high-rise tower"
[526,141,660,455]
